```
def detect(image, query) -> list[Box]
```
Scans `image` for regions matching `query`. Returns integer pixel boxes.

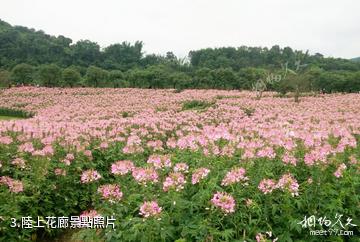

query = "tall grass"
[0,107,34,118]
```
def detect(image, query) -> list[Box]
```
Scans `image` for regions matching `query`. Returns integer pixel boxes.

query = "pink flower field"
[0,87,359,241]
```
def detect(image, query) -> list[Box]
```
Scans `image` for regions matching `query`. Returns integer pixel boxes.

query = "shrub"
[181,100,215,111]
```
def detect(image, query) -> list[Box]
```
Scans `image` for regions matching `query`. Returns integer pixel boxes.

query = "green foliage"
[238,67,267,90]
[0,19,360,92]
[241,107,255,117]
[85,66,109,87]
[71,40,101,67]
[193,67,213,88]
[103,41,143,70]
[0,69,11,87]
[11,63,35,85]
[62,67,81,87]
[169,72,191,89]
[108,70,124,87]
[38,64,62,87]
[182,100,215,111]
[0,107,34,118]
[210,68,237,89]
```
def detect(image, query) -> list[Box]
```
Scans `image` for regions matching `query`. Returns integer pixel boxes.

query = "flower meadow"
[0,87,359,241]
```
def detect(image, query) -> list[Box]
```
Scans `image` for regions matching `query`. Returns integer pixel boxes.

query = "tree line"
[0,19,360,93]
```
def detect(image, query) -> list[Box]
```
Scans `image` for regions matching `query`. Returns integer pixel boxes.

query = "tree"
[38,64,62,87]
[71,40,101,66]
[62,67,81,87]
[126,68,149,88]
[210,68,237,89]
[347,72,360,92]
[11,63,35,85]
[146,65,171,88]
[194,67,213,88]
[169,72,191,89]
[0,69,11,87]
[238,67,267,90]
[85,66,108,87]
[140,54,164,67]
[103,41,143,70]
[109,70,126,88]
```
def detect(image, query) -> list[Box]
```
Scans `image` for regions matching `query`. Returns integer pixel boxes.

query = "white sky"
[0,0,359,59]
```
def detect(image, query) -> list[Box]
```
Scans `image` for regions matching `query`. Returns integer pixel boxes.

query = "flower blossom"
[80,209,102,219]
[334,163,347,178]
[163,172,186,192]
[54,168,66,176]
[132,167,159,184]
[191,167,210,184]
[221,167,248,186]
[80,169,102,183]
[111,160,135,175]
[282,152,297,166]
[139,201,162,218]
[0,176,24,193]
[210,191,236,214]
[147,154,171,169]
[98,184,123,202]
[276,173,299,196]
[173,163,189,173]
[11,158,26,169]
[258,179,277,194]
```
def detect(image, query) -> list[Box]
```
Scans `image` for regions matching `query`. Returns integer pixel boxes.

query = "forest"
[1,19,360,93]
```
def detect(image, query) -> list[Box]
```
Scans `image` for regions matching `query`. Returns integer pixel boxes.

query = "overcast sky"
[0,0,359,59]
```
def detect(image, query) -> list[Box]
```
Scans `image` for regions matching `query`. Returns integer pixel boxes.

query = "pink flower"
[163,172,186,192]
[80,169,102,183]
[11,158,26,169]
[42,145,54,156]
[139,201,162,218]
[256,147,276,159]
[304,153,315,166]
[242,149,255,159]
[334,163,347,178]
[111,160,135,175]
[0,176,24,193]
[66,153,75,161]
[256,233,266,242]
[18,142,35,153]
[61,159,71,166]
[54,168,66,176]
[80,209,101,218]
[221,167,248,186]
[100,142,109,149]
[132,167,159,185]
[98,184,123,203]
[276,173,299,196]
[191,167,210,184]
[173,163,189,173]
[0,136,12,145]
[282,152,297,166]
[349,155,357,165]
[147,154,171,169]
[211,191,236,214]
[258,179,277,194]
[147,140,163,151]
[256,232,278,242]
[83,150,93,159]
[166,138,177,149]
